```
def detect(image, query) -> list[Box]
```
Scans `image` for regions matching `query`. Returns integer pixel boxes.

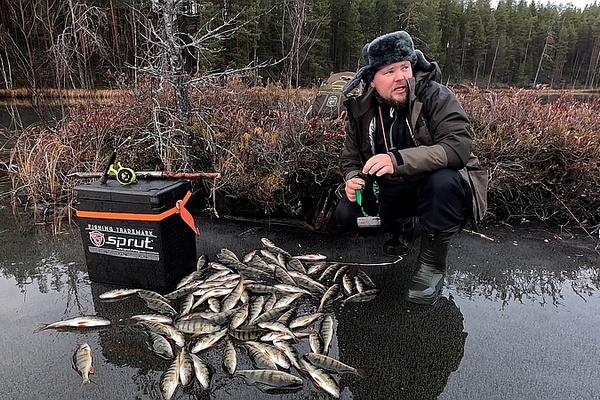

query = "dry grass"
[4,99,140,233]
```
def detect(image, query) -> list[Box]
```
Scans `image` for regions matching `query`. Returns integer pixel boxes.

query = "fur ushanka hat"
[342,31,433,96]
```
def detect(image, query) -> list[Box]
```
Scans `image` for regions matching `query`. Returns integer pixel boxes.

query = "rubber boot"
[405,226,458,305]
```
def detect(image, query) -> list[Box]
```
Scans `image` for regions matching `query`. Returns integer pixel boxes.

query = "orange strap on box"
[75,191,200,237]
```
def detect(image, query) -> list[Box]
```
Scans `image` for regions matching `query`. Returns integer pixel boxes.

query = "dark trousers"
[335,168,472,235]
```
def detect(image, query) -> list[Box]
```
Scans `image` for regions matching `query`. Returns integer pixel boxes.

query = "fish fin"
[253,382,271,392]
[90,365,95,374]
[33,324,48,334]
[254,382,303,393]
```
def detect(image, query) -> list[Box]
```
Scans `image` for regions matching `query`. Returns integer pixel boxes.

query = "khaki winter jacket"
[341,63,488,224]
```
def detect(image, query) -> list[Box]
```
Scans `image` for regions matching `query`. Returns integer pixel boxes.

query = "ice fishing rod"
[341,256,403,267]
[70,170,221,181]
[80,145,220,184]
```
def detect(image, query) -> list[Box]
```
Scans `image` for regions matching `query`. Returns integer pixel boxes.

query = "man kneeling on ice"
[335,30,487,305]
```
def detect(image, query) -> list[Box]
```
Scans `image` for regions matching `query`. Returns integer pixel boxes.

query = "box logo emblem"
[90,231,105,247]
[84,224,159,261]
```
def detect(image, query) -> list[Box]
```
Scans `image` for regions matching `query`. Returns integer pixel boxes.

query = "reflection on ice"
[446,267,600,308]
[1,247,93,315]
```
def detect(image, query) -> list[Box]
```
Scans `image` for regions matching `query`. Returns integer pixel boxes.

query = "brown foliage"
[3,83,600,234]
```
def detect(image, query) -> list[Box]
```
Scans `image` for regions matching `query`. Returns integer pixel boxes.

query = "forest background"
[0,0,599,241]
[2,0,600,89]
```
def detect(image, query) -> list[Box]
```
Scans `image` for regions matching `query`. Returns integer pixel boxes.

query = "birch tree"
[51,3,109,90]
[533,29,554,87]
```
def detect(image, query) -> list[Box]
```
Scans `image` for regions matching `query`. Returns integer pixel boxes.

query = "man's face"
[371,61,413,108]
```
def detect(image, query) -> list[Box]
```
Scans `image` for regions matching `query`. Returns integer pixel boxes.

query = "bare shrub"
[188,78,345,228]
[458,87,600,232]
[4,80,346,231]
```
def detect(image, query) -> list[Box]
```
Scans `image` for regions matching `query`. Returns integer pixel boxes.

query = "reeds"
[0,87,128,99]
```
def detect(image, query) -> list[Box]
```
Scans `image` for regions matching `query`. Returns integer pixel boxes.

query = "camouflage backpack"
[306,71,362,119]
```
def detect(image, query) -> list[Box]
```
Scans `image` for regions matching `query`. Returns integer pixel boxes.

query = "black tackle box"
[74,179,198,291]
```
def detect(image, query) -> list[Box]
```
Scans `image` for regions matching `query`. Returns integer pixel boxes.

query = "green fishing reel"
[107,162,137,185]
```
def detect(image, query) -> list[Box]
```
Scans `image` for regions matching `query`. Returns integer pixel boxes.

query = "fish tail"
[81,376,96,386]
[356,366,369,379]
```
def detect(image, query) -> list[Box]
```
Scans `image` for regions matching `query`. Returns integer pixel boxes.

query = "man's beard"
[389,98,407,109]
[375,91,408,110]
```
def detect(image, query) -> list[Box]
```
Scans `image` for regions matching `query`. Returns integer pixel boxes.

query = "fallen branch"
[219,214,316,231]
[464,229,495,241]
[542,183,593,241]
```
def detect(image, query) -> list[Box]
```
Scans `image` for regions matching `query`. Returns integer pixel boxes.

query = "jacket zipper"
[388,108,397,150]
[405,78,419,147]
[405,117,419,146]
[368,117,376,154]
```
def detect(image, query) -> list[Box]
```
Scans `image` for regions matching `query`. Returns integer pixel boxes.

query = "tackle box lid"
[74,179,190,208]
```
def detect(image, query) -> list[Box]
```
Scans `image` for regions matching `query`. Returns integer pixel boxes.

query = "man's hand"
[363,153,394,177]
[345,177,366,202]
